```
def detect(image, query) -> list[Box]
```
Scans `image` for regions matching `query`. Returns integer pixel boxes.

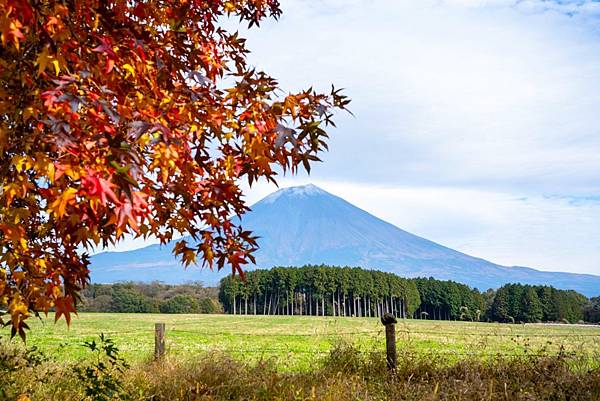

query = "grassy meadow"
[3,314,600,400]
[9,313,600,368]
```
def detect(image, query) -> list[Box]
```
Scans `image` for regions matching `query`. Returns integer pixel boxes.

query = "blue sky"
[117,0,600,276]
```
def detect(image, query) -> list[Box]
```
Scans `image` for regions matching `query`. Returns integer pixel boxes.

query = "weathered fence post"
[154,323,165,360]
[381,313,397,371]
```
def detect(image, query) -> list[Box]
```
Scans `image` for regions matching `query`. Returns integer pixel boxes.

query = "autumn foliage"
[0,0,349,338]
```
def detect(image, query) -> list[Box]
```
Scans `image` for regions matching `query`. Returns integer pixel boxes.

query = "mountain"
[90,184,600,296]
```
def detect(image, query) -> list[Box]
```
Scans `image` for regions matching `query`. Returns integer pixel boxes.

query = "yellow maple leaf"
[49,187,77,218]
[8,295,29,322]
[51,59,60,75]
[35,48,67,76]
[123,63,136,77]
[35,47,52,75]
[22,106,36,121]
[46,161,56,183]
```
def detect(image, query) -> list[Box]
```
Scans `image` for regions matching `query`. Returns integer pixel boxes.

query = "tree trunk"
[268,292,273,315]
[402,298,406,319]
[332,292,336,317]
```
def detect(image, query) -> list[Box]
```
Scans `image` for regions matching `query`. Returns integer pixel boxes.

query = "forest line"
[218,265,599,324]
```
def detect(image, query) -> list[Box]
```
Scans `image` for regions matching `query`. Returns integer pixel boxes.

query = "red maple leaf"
[81,172,120,206]
[92,37,116,58]
[230,251,247,280]
[54,295,77,325]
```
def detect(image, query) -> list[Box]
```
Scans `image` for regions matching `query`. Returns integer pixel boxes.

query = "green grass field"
[5,313,599,369]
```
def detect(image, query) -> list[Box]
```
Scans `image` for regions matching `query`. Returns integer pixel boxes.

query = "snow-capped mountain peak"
[261,184,327,204]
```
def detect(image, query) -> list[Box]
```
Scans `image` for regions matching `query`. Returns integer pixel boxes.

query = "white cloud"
[108,0,600,277]
[242,178,600,275]
[514,0,600,18]
[237,0,600,194]
[231,0,600,276]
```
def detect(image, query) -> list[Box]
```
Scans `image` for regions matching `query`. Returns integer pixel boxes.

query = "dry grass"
[2,314,599,400]
[2,339,600,401]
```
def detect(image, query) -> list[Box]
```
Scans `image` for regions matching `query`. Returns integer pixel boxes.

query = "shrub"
[110,286,158,313]
[159,295,199,314]
[81,295,113,312]
[199,298,223,314]
[74,334,129,401]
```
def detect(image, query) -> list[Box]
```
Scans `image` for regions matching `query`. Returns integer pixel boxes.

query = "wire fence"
[27,322,600,360]
[20,327,600,338]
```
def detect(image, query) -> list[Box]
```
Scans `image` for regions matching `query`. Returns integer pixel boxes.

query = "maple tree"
[0,0,349,339]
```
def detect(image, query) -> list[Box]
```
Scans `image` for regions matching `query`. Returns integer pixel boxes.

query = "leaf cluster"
[0,0,349,337]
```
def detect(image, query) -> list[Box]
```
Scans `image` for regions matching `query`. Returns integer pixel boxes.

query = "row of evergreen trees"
[488,283,588,323]
[218,265,595,323]
[219,266,421,318]
[585,297,600,323]
[218,266,484,320]
[413,277,486,321]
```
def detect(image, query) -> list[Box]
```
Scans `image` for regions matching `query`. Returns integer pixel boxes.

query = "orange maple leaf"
[54,295,77,325]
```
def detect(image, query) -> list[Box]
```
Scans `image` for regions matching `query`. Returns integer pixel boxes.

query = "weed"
[74,334,130,401]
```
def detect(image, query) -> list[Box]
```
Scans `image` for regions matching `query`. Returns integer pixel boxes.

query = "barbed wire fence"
[27,319,600,364]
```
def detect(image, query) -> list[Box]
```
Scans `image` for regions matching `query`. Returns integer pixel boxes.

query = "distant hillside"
[90,184,600,296]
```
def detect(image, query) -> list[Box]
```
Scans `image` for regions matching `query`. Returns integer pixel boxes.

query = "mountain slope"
[90,184,600,296]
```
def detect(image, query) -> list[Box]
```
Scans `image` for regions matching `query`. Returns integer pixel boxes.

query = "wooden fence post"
[381,313,397,371]
[155,323,165,360]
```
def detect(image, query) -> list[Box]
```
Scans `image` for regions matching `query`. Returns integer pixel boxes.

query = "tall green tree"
[521,287,543,322]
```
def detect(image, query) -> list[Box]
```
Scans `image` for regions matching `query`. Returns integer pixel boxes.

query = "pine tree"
[522,287,543,322]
